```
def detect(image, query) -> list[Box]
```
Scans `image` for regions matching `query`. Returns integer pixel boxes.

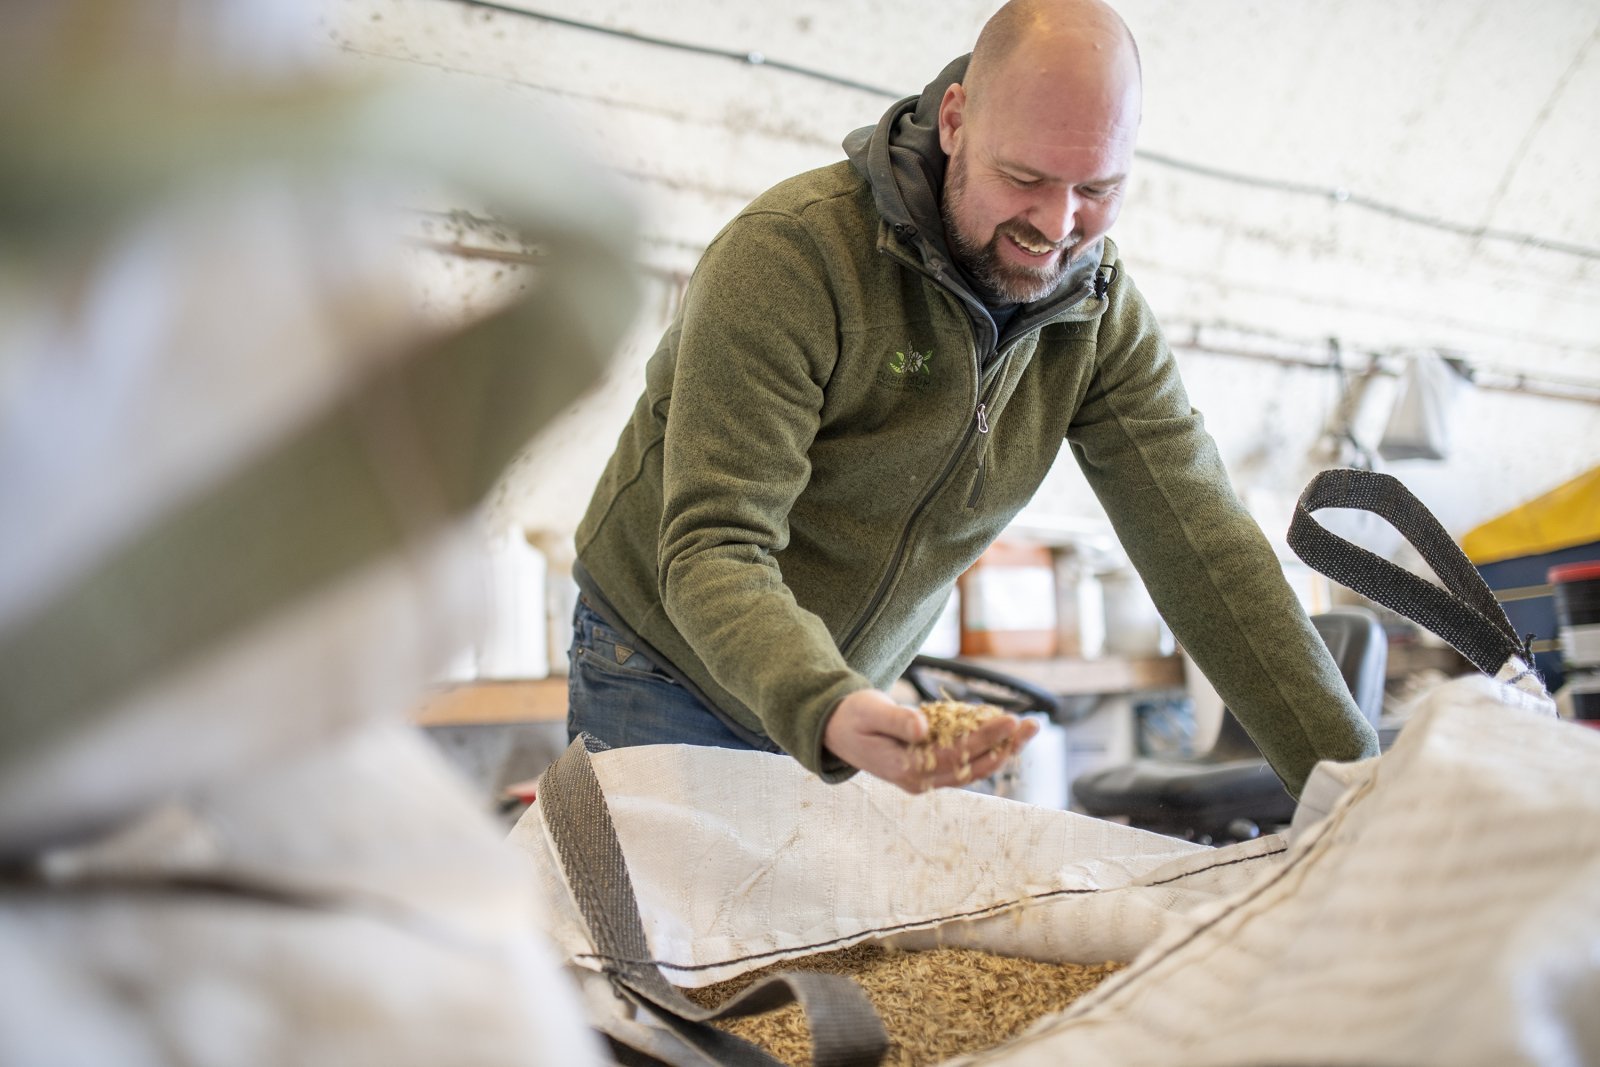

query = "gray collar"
[843,54,1106,348]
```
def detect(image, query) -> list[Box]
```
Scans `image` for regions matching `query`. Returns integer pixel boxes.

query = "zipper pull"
[976,403,990,434]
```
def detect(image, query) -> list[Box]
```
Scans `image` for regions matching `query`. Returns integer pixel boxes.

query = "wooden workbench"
[413,678,568,727]
[411,654,1184,728]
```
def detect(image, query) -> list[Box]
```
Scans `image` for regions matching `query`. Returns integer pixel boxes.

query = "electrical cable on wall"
[401,204,1600,405]
[443,0,1600,264]
[447,0,899,96]
[1167,322,1600,407]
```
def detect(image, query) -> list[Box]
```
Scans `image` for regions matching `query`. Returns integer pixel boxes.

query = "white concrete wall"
[327,0,1600,558]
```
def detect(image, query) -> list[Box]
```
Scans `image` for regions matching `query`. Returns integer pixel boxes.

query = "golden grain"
[680,944,1124,1067]
[911,699,1006,777]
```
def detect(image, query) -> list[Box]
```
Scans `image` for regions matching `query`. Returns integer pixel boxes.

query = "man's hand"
[822,688,1039,794]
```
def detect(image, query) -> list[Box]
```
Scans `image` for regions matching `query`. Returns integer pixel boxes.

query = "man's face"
[937,66,1139,305]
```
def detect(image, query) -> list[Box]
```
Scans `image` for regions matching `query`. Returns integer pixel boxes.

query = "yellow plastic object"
[1461,466,1600,565]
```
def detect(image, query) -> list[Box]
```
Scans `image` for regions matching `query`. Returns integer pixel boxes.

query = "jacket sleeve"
[656,209,870,778]
[1065,260,1379,797]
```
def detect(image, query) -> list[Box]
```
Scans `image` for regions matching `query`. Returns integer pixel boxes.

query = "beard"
[940,148,1079,306]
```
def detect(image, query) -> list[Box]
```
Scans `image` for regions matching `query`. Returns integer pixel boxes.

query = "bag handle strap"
[537,736,889,1067]
[1286,468,1532,678]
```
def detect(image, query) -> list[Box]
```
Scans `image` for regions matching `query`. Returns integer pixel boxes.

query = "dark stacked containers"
[1550,561,1600,726]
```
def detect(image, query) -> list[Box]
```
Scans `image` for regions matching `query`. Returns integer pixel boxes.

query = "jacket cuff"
[781,675,871,782]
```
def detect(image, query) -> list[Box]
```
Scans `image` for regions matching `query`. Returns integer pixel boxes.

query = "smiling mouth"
[1006,233,1060,259]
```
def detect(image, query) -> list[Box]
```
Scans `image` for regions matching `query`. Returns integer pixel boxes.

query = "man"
[567,0,1380,796]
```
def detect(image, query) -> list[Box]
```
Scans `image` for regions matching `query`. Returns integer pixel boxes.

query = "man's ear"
[937,83,966,155]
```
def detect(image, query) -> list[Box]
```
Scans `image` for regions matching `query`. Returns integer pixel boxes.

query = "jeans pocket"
[574,643,677,683]
[573,607,678,685]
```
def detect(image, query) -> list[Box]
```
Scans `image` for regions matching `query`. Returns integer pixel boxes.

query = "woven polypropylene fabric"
[972,674,1589,1067]
[537,736,889,1067]
[1288,468,1524,676]
[516,743,1284,1067]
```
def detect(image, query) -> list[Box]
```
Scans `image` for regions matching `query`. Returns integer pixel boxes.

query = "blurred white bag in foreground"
[0,3,639,1062]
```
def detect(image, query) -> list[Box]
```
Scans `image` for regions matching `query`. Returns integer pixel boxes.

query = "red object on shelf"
[1549,560,1600,584]
[503,779,539,804]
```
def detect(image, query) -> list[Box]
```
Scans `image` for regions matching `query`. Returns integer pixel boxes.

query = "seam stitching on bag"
[1064,777,1374,1010]
[572,843,1288,973]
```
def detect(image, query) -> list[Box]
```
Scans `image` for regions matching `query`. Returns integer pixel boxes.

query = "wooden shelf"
[965,654,1186,695]
[412,678,567,727]
[412,655,1184,728]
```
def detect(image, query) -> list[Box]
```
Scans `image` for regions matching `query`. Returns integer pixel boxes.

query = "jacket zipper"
[838,241,1100,656]
[965,405,990,509]
[839,327,1012,655]
[961,341,1025,510]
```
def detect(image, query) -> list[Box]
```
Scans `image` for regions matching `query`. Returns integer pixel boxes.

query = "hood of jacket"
[843,54,1103,327]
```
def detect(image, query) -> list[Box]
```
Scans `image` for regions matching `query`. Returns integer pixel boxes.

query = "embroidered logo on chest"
[888,347,933,376]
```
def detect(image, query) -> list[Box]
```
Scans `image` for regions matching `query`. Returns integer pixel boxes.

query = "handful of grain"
[910,698,1005,777]
[681,944,1124,1067]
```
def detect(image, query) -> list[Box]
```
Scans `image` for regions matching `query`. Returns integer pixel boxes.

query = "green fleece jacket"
[574,56,1378,793]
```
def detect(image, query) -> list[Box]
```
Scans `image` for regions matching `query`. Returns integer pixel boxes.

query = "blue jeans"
[566,597,780,753]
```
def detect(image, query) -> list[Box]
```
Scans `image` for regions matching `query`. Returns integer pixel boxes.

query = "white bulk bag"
[981,666,1595,1066]
[514,470,1599,1066]
[1,725,604,1067]
[0,22,639,1062]
[512,740,1284,1066]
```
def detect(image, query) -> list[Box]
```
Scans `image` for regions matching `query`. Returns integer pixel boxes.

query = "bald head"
[964,0,1141,124]
[935,0,1143,304]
